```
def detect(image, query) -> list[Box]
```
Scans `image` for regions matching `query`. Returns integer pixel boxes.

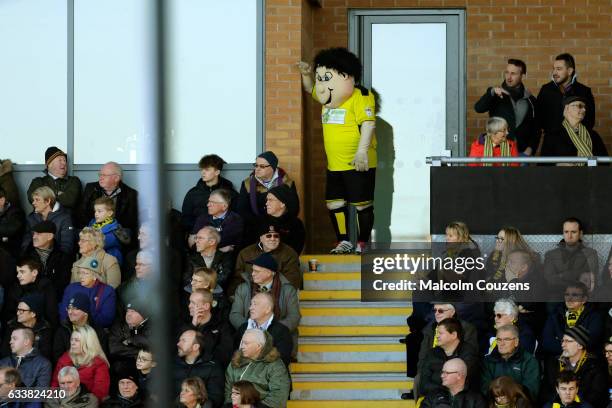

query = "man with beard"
[475,59,538,156]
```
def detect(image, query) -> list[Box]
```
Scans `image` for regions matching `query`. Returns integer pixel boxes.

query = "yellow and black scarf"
[565,305,584,328]
[559,350,587,373]
[562,119,592,157]
[91,217,114,230]
[483,135,512,167]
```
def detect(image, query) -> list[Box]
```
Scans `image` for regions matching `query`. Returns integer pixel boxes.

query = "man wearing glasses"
[421,358,486,408]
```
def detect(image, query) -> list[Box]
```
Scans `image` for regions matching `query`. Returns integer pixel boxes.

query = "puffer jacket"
[22,203,75,255]
[224,331,290,408]
[87,218,128,265]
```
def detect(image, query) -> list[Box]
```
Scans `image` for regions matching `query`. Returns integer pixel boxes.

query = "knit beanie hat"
[20,294,44,318]
[67,292,91,314]
[257,151,279,171]
[564,325,590,348]
[126,297,151,320]
[267,185,298,216]
[45,147,67,167]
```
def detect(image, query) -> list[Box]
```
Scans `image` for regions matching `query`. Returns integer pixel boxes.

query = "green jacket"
[28,173,82,210]
[481,346,540,399]
[224,331,290,408]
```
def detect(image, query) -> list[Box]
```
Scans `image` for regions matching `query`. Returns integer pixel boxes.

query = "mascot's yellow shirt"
[313,87,377,171]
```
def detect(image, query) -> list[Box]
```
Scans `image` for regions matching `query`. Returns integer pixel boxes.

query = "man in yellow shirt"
[298,47,376,254]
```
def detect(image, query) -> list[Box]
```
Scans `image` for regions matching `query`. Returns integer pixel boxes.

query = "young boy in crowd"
[88,197,130,265]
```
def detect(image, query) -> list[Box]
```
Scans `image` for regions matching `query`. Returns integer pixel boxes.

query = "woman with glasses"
[485,227,538,283]
[485,299,536,355]
[226,380,264,408]
[486,376,532,408]
[70,227,121,288]
[52,325,110,402]
[468,117,519,167]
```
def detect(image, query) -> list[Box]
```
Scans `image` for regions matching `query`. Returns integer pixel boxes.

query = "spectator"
[229,224,301,294]
[189,189,243,253]
[435,221,482,285]
[234,293,293,367]
[474,59,538,155]
[22,186,75,255]
[174,329,224,407]
[0,367,40,407]
[59,257,116,328]
[135,348,156,400]
[1,294,53,360]
[537,53,596,149]
[486,299,536,355]
[541,95,608,159]
[101,367,145,408]
[0,327,52,387]
[605,339,612,389]
[181,154,238,232]
[224,329,290,408]
[78,162,139,235]
[542,326,607,407]
[2,257,58,327]
[421,358,486,408]
[502,249,546,316]
[183,268,228,319]
[481,325,539,399]
[468,117,519,166]
[591,256,612,302]
[178,377,212,408]
[70,228,121,289]
[52,325,110,402]
[237,151,298,243]
[116,250,154,317]
[0,186,25,258]
[88,197,130,266]
[185,289,234,368]
[108,299,151,369]
[185,227,233,290]
[543,371,594,408]
[52,294,108,364]
[417,318,480,398]
[486,376,532,408]
[543,218,599,294]
[230,253,300,342]
[47,365,98,408]
[0,159,21,211]
[22,220,72,300]
[485,227,538,283]
[27,147,82,211]
[542,282,604,357]
[226,380,264,408]
[256,185,305,255]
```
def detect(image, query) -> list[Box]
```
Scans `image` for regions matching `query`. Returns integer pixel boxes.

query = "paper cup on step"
[308,259,319,272]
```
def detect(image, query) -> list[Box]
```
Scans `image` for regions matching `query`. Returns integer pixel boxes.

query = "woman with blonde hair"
[51,325,110,402]
[486,226,538,282]
[71,227,121,287]
[179,377,211,408]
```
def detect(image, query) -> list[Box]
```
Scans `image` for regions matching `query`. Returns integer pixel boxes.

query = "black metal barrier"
[430,167,612,235]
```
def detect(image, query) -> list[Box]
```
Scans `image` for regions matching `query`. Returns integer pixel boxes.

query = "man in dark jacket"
[184,227,234,289]
[181,154,238,231]
[0,186,24,259]
[0,328,52,387]
[108,299,151,368]
[481,325,539,399]
[77,162,139,234]
[542,326,607,408]
[174,329,224,407]
[474,58,539,155]
[47,365,98,408]
[421,358,486,408]
[537,53,596,154]
[417,318,480,398]
[102,367,145,408]
[22,220,72,299]
[27,147,82,211]
[543,371,594,408]
[1,294,53,360]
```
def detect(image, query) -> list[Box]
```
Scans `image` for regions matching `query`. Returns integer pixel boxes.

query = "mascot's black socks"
[357,205,374,243]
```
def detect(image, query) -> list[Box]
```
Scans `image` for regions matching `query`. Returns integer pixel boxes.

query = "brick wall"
[265,0,612,253]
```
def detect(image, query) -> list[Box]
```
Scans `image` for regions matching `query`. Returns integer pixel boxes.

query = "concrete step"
[299,290,361,301]
[298,336,406,345]
[299,325,409,337]
[297,343,406,363]
[300,306,411,326]
[291,377,413,400]
[290,362,406,374]
[304,272,361,290]
[288,402,415,407]
[300,255,362,272]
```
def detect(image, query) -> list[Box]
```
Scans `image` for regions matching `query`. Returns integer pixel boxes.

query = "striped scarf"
[565,305,584,328]
[483,135,512,167]
[562,119,592,157]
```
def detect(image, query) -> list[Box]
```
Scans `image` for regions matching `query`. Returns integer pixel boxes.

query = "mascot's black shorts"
[325,168,376,205]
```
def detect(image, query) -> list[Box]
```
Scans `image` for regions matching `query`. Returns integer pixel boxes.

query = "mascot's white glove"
[352,120,375,172]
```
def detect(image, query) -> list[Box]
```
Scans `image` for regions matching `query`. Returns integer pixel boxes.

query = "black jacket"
[27,174,82,211]
[192,211,244,250]
[173,355,225,408]
[108,318,151,364]
[235,318,293,367]
[537,78,596,135]
[182,309,235,368]
[181,177,238,231]
[52,319,109,364]
[78,181,139,233]
[255,214,305,255]
[184,250,234,290]
[23,245,72,300]
[2,277,58,328]
[421,388,487,408]
[1,318,53,360]
[418,342,480,397]
[540,126,608,157]
[0,247,16,290]
[101,392,145,408]
[0,202,24,258]
[474,85,539,152]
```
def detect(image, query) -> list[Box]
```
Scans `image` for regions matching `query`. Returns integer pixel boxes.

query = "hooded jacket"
[181,176,238,231]
[27,173,82,211]
[224,332,290,408]
[174,353,225,408]
[22,204,75,255]
[87,218,127,265]
[0,348,52,387]
[481,346,540,399]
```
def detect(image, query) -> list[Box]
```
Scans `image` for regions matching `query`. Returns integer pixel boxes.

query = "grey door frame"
[348,9,467,155]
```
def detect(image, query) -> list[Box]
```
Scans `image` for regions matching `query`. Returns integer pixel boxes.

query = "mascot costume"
[299,47,376,254]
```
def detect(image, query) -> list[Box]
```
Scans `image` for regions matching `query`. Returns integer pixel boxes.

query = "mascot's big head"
[313,47,362,109]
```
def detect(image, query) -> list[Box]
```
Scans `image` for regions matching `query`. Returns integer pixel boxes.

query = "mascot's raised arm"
[298,47,376,254]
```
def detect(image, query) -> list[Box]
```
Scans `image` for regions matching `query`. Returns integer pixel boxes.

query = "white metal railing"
[426,156,612,166]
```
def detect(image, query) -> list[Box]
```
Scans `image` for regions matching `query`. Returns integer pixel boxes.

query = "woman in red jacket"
[469,117,519,167]
[52,325,110,402]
